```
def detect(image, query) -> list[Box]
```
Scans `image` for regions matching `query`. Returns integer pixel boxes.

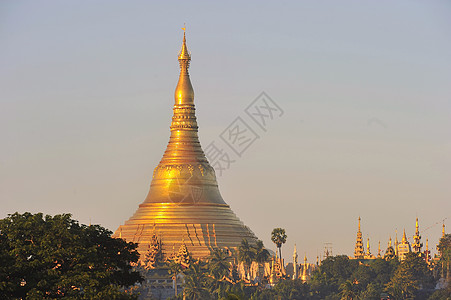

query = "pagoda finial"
[358,216,361,231]
[178,25,191,62]
[402,229,407,242]
[174,26,194,106]
[443,222,446,238]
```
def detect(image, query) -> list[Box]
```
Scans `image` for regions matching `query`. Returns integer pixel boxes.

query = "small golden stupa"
[113,30,258,259]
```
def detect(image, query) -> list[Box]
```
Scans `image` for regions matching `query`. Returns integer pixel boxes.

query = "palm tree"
[183,260,210,300]
[208,248,231,280]
[238,239,255,280]
[207,248,232,298]
[168,260,183,297]
[271,228,287,263]
[339,280,357,300]
[254,240,270,281]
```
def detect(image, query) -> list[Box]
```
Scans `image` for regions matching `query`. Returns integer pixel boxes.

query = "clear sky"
[1,1,450,262]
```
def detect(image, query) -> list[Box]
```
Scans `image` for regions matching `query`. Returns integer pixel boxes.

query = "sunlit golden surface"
[113,32,258,259]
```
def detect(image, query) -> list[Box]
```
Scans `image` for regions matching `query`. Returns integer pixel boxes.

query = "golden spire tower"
[366,238,371,256]
[293,244,298,279]
[301,254,309,282]
[354,217,364,259]
[412,217,422,254]
[397,229,411,261]
[113,30,259,259]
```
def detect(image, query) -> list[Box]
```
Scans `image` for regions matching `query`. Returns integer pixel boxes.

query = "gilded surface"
[113,31,258,259]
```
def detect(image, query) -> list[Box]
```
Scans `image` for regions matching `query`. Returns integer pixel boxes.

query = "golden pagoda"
[113,30,258,260]
[397,229,411,261]
[412,217,423,254]
[354,217,364,259]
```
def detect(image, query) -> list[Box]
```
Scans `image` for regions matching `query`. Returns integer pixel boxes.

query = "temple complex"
[350,217,433,262]
[113,31,259,261]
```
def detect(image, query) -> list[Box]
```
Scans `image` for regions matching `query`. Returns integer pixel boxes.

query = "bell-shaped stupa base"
[114,202,258,259]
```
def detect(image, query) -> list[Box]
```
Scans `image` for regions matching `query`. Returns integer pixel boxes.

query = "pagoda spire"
[395,230,399,256]
[424,238,430,263]
[301,254,308,282]
[354,217,364,259]
[144,28,225,204]
[412,217,422,253]
[377,241,381,258]
[293,244,298,279]
[174,29,194,105]
[397,228,411,261]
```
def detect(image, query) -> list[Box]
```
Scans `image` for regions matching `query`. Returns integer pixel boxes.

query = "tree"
[208,248,231,281]
[183,260,210,300]
[254,240,270,281]
[273,278,309,300]
[437,233,451,284]
[238,239,255,280]
[0,212,142,299]
[309,255,359,299]
[207,248,232,298]
[339,280,358,300]
[168,260,184,297]
[385,252,434,299]
[271,228,287,263]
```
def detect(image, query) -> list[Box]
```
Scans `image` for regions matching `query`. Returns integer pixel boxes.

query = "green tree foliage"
[271,228,287,261]
[437,234,451,281]
[254,240,270,281]
[238,239,255,280]
[339,280,358,300]
[428,285,451,300]
[254,240,270,266]
[182,260,210,300]
[386,252,434,299]
[0,212,142,299]
[208,248,231,281]
[168,260,184,297]
[207,248,233,298]
[308,256,401,300]
[273,278,310,299]
[428,233,451,300]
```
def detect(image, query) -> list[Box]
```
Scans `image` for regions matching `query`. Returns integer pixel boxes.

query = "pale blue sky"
[1,1,450,261]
